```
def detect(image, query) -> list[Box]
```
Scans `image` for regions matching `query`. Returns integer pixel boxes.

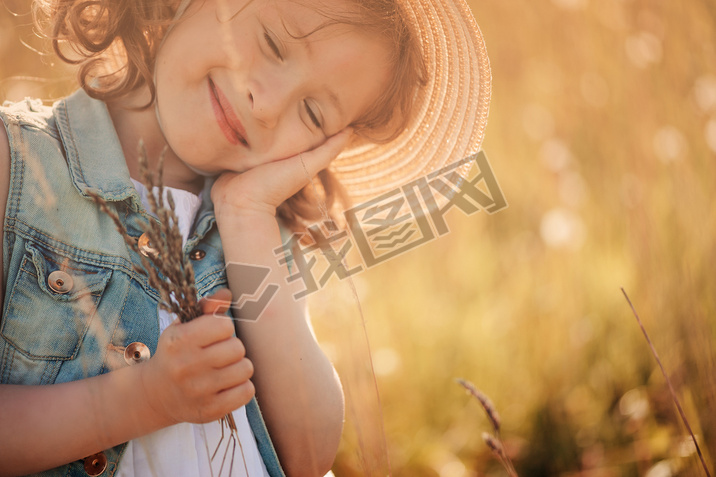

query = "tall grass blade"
[621,288,712,476]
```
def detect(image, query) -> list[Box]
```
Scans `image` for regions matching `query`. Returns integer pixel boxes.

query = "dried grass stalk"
[88,143,248,476]
[457,378,501,433]
[621,288,712,477]
[88,148,200,323]
[458,378,518,476]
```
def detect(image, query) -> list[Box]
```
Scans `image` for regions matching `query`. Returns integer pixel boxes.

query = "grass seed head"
[457,378,502,432]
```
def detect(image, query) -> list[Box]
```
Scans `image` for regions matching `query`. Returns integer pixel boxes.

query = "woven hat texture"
[333,0,491,204]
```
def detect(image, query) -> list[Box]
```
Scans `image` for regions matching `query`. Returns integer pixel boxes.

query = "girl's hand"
[139,289,254,425]
[211,129,352,220]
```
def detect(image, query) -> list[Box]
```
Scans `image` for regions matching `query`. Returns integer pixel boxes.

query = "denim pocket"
[1,242,112,360]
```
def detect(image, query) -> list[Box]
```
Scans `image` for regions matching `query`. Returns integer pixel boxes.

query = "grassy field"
[2,0,716,475]
[313,1,716,475]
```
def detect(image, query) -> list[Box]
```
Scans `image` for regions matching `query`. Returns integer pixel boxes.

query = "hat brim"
[330,0,491,206]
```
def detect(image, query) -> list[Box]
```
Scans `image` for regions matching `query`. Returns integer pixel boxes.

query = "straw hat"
[334,0,492,205]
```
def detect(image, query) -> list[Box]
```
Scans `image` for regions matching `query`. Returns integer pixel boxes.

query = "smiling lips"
[208,78,249,147]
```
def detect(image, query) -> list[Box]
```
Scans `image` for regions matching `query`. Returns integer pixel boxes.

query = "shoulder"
[0,97,61,151]
[0,97,54,126]
[0,97,67,198]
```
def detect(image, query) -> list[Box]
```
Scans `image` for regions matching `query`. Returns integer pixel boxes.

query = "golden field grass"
[2,0,716,475]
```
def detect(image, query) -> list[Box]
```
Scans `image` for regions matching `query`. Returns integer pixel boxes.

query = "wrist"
[135,362,178,428]
[214,203,280,232]
[211,175,278,222]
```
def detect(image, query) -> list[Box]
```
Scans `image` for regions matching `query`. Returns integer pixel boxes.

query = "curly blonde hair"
[34,0,426,234]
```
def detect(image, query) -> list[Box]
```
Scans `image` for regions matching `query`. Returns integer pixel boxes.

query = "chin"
[183,161,219,177]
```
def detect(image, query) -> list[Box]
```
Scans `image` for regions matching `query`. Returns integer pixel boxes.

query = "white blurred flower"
[438,459,467,477]
[372,347,401,377]
[551,0,587,11]
[645,461,673,477]
[539,208,585,250]
[693,75,716,113]
[653,125,687,163]
[677,436,697,458]
[625,31,662,68]
[539,138,573,172]
[619,387,650,420]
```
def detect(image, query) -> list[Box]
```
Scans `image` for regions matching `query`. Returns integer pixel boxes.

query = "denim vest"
[0,90,286,477]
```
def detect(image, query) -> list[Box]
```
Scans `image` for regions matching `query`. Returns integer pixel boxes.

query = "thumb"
[199,288,233,315]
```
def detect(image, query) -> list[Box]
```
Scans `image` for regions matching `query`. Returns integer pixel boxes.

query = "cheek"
[268,126,322,161]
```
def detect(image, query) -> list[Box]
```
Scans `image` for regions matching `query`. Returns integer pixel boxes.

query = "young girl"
[0,0,490,475]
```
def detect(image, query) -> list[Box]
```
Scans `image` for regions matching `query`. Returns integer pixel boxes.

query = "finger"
[194,376,256,422]
[202,336,246,369]
[298,128,353,178]
[190,356,253,400]
[214,380,256,413]
[212,358,254,392]
[261,128,352,201]
[199,288,233,315]
[171,313,235,348]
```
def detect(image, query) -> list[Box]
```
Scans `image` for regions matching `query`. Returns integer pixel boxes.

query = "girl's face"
[154,0,392,175]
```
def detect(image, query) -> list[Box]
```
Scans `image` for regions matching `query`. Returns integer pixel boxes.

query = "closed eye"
[264,32,282,60]
[304,100,322,129]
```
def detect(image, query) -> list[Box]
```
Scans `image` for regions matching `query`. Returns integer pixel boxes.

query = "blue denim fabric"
[0,90,286,477]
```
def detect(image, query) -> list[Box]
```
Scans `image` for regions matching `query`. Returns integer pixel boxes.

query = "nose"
[248,77,296,129]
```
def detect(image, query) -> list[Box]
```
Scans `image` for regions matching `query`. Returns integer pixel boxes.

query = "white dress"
[116,180,270,477]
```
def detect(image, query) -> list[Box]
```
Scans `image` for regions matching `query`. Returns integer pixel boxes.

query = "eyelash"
[264,32,282,60]
[304,100,322,129]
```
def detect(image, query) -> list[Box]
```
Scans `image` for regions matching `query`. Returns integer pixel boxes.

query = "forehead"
[255,0,361,28]
[253,0,372,48]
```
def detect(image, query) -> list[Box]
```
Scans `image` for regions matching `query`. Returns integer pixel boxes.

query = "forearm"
[218,212,344,476]
[0,364,168,476]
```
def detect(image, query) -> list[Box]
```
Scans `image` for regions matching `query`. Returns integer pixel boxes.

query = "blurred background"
[2,0,715,475]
